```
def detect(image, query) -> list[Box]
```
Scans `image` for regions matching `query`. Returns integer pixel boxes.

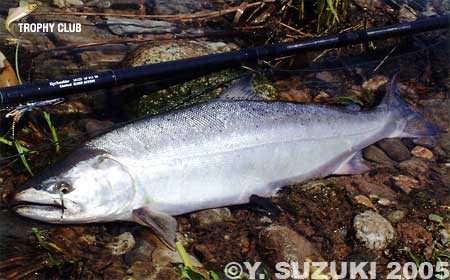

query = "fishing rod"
[0,15,448,106]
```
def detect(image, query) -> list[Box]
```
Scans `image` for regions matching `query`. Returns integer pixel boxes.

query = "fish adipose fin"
[132,207,177,250]
[381,74,439,138]
[218,77,266,101]
[334,151,369,175]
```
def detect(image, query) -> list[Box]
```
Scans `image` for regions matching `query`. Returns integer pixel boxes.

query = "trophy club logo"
[17,22,82,33]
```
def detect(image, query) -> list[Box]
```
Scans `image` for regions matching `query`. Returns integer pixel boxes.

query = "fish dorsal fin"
[218,77,265,101]
[132,207,177,250]
[334,151,369,175]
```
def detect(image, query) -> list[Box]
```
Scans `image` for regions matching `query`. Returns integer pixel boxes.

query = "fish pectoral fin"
[218,77,266,101]
[333,151,369,175]
[132,207,177,250]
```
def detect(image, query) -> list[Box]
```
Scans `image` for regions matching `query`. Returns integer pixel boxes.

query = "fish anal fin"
[218,77,265,101]
[132,207,177,250]
[334,151,369,175]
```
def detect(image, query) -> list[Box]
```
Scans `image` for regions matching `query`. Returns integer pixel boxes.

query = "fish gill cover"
[0,0,448,279]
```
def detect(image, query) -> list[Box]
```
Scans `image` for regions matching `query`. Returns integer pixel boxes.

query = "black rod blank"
[0,16,448,106]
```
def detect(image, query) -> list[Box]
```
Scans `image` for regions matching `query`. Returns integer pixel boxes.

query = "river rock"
[106,232,135,256]
[353,210,395,250]
[106,18,178,35]
[124,40,239,116]
[53,0,84,8]
[391,175,419,194]
[147,0,216,15]
[439,224,450,245]
[258,225,324,266]
[191,208,232,226]
[377,138,411,162]
[386,209,407,224]
[399,158,429,174]
[354,195,376,210]
[313,91,330,103]
[280,88,312,103]
[362,75,388,92]
[0,50,19,87]
[411,146,434,160]
[363,145,394,164]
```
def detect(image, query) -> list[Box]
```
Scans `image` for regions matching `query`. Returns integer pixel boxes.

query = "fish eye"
[56,182,72,194]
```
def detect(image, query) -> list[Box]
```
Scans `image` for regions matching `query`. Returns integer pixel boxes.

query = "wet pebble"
[258,225,324,266]
[106,232,135,256]
[411,146,434,160]
[377,198,397,206]
[53,0,84,8]
[363,145,394,164]
[391,175,419,194]
[354,195,376,210]
[386,209,407,224]
[259,216,273,225]
[280,88,312,103]
[362,75,388,92]
[313,91,330,103]
[191,207,232,226]
[0,50,19,87]
[377,138,411,162]
[353,210,395,250]
[439,224,450,244]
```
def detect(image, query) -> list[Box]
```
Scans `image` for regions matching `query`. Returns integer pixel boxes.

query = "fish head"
[14,149,136,223]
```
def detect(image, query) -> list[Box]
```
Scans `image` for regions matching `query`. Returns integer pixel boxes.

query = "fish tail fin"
[380,73,440,138]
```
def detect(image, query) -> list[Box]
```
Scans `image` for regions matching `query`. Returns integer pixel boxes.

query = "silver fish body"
[87,101,389,215]
[14,78,437,246]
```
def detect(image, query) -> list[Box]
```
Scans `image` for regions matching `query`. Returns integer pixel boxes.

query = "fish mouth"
[12,201,65,211]
[12,188,81,221]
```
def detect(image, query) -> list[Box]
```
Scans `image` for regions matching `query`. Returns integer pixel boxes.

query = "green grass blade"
[176,241,192,268]
[42,111,60,153]
[14,139,33,176]
[0,136,13,147]
[326,0,340,23]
